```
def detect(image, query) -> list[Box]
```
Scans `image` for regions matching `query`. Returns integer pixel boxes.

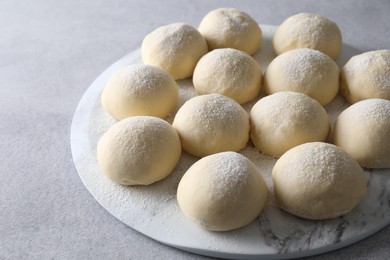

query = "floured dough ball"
[273,13,342,59]
[141,23,208,80]
[341,50,390,104]
[198,8,262,55]
[172,94,249,157]
[272,142,367,220]
[193,48,262,104]
[97,116,181,185]
[332,99,390,168]
[264,48,339,105]
[101,64,178,120]
[177,151,268,231]
[250,92,330,157]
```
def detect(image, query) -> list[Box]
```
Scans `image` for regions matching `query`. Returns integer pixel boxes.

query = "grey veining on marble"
[70,26,390,259]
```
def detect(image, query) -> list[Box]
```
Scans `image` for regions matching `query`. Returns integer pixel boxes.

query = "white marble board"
[70,25,390,259]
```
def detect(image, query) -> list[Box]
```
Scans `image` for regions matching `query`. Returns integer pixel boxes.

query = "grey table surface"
[1,0,389,259]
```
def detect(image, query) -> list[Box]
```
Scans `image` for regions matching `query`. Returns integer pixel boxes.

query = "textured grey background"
[1,0,389,259]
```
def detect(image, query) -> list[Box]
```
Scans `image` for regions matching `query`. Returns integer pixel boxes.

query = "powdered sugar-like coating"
[281,48,333,88]
[273,13,342,59]
[198,8,261,54]
[172,93,250,157]
[141,23,207,79]
[347,98,390,122]
[193,48,262,104]
[117,64,175,97]
[264,47,340,105]
[206,152,250,201]
[273,142,366,220]
[343,50,390,91]
[288,13,339,43]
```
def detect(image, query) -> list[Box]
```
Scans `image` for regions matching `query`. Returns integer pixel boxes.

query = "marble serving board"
[70,25,390,259]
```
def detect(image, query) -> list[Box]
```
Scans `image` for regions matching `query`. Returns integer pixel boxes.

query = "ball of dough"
[273,13,342,59]
[250,92,330,157]
[264,48,340,105]
[193,48,262,104]
[177,151,268,231]
[172,94,249,157]
[101,64,178,120]
[198,8,262,55]
[272,142,367,220]
[97,116,181,185]
[341,50,390,104]
[141,23,208,80]
[332,99,390,168]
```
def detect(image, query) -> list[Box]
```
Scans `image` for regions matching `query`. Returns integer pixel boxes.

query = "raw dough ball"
[177,151,268,231]
[332,99,390,168]
[97,116,181,185]
[250,92,330,157]
[141,23,208,80]
[272,142,367,220]
[341,50,390,104]
[198,8,262,55]
[172,94,249,157]
[264,48,340,105]
[193,48,262,104]
[273,13,342,59]
[101,64,178,120]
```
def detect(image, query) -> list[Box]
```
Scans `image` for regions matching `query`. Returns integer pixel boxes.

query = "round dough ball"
[101,64,178,120]
[177,151,268,231]
[97,116,181,185]
[341,50,390,104]
[332,99,390,168]
[264,48,340,105]
[141,23,208,80]
[198,8,262,55]
[272,142,367,220]
[273,13,342,59]
[172,94,249,157]
[250,92,330,157]
[193,48,262,104]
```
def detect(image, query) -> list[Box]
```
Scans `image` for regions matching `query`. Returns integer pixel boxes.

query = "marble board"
[70,25,390,259]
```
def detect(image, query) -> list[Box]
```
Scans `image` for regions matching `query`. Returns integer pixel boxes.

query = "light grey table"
[1,0,389,259]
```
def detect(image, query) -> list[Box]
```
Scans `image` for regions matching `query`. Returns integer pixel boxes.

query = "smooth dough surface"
[141,23,208,80]
[272,142,367,220]
[172,94,249,158]
[263,48,339,105]
[250,92,330,157]
[341,50,390,104]
[177,151,268,231]
[193,48,262,104]
[97,116,181,185]
[198,8,262,55]
[273,13,342,59]
[101,64,178,120]
[332,99,390,168]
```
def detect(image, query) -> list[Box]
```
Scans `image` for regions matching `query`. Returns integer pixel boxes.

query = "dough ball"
[193,48,262,104]
[272,142,367,220]
[198,8,262,55]
[250,92,330,157]
[97,116,181,185]
[177,151,268,231]
[341,50,390,104]
[273,13,342,59]
[141,23,208,80]
[332,99,390,168]
[172,94,249,157]
[101,64,178,120]
[264,48,340,105]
